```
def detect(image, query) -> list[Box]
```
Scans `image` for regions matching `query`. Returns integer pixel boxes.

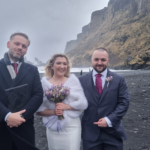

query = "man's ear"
[7,41,10,48]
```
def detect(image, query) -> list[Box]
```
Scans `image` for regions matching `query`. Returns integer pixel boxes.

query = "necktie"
[95,74,102,95]
[12,63,18,74]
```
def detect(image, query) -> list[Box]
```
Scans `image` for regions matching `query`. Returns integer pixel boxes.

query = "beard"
[93,65,107,73]
[9,51,24,62]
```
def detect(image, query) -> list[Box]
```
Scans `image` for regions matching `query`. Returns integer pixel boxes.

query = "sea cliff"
[65,0,150,69]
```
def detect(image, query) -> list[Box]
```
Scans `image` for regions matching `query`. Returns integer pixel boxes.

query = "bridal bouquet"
[45,84,70,120]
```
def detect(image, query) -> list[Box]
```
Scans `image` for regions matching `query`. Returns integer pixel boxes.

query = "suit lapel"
[0,60,13,87]
[86,71,99,105]
[12,62,30,86]
[99,69,113,104]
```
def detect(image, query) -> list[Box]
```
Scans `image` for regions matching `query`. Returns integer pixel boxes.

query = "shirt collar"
[92,68,108,78]
[10,59,19,64]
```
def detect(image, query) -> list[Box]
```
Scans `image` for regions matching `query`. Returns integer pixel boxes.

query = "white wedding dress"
[37,74,88,150]
[46,116,81,150]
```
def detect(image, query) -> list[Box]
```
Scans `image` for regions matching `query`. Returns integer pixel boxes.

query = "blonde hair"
[45,54,71,77]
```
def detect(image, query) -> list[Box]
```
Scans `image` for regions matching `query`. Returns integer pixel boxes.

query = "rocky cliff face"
[34,57,45,66]
[65,40,77,53]
[65,0,150,69]
[24,56,33,65]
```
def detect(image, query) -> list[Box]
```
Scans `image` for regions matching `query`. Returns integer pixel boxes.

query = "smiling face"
[91,50,109,73]
[51,57,68,77]
[7,35,29,62]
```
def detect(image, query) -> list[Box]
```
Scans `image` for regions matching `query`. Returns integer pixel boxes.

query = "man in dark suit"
[0,32,43,150]
[79,47,130,150]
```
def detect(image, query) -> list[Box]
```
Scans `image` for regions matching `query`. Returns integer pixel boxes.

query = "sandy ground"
[35,72,150,150]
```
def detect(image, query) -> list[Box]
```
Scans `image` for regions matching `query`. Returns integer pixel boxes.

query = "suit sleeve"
[22,67,43,120]
[107,76,130,126]
[0,101,10,122]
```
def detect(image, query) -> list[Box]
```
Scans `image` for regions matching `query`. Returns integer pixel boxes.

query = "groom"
[79,48,130,150]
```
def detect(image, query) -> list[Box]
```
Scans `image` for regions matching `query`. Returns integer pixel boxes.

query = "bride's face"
[52,57,68,77]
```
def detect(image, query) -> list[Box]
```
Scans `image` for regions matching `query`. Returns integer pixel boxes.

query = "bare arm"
[36,108,63,116]
[56,103,77,111]
[36,102,77,117]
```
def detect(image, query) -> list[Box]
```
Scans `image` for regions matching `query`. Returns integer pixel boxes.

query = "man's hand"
[94,118,108,127]
[6,109,26,128]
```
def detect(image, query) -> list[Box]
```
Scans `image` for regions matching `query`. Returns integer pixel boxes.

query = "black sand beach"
[34,71,150,150]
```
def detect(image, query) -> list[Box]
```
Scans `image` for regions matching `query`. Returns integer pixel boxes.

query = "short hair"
[93,47,109,57]
[10,32,30,46]
[95,47,108,52]
[45,54,71,77]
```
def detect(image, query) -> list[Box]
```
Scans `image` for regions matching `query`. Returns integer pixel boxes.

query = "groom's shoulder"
[109,70,124,78]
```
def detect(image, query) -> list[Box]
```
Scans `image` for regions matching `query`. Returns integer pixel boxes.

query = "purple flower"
[45,85,70,120]
[106,76,113,87]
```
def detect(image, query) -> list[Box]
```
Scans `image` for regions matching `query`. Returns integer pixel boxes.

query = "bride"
[36,54,88,150]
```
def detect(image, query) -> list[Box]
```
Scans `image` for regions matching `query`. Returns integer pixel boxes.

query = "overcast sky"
[0,0,109,63]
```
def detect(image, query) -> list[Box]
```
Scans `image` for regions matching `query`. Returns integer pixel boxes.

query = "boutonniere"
[106,76,113,87]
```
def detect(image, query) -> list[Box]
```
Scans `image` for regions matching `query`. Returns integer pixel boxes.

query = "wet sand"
[35,71,150,150]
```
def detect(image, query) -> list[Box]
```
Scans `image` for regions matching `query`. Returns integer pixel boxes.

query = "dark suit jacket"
[79,69,130,141]
[0,58,43,150]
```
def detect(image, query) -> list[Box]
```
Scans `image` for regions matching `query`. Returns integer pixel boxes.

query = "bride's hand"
[55,108,63,116]
[56,103,69,110]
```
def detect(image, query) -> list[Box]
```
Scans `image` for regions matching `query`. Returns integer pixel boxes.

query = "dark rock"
[126,56,133,65]
[144,66,150,70]
[132,64,141,70]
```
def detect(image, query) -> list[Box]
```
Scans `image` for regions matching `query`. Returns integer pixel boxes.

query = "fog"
[0,0,109,63]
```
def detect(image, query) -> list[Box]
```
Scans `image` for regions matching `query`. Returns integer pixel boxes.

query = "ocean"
[37,66,150,77]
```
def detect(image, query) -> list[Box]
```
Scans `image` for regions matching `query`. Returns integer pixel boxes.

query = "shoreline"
[39,70,150,79]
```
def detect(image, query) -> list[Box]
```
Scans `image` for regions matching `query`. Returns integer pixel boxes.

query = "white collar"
[92,68,107,78]
[10,59,19,64]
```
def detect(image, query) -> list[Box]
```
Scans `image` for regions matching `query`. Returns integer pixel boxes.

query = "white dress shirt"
[4,59,19,121]
[92,69,112,127]
[10,59,20,72]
